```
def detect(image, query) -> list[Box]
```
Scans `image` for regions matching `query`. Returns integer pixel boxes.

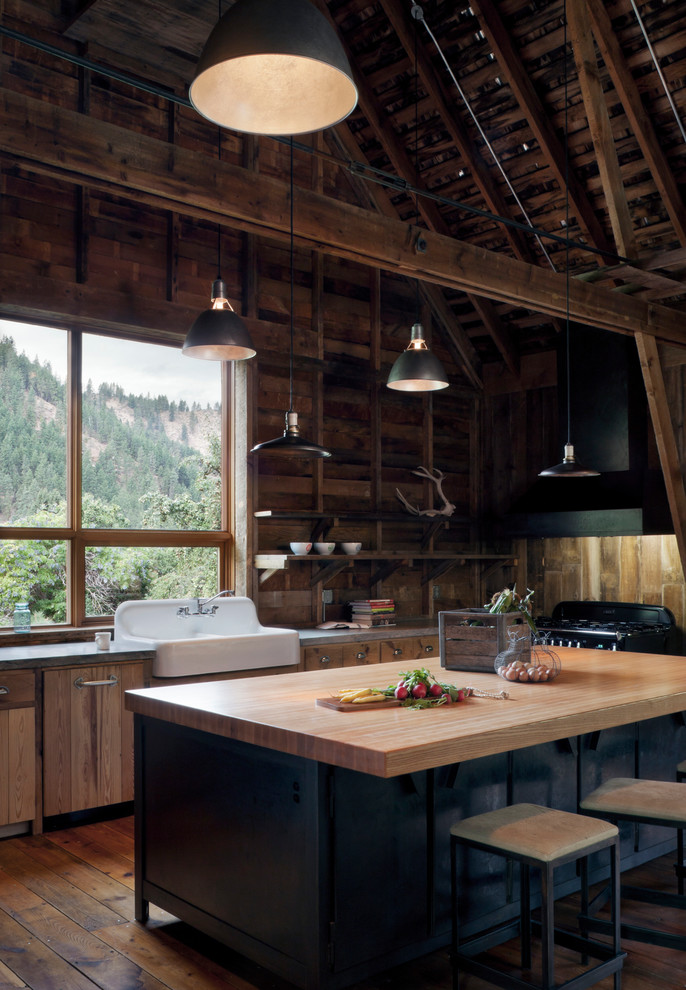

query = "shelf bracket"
[309,559,352,587]
[369,559,410,585]
[419,518,449,551]
[254,554,288,585]
[309,517,338,542]
[423,558,464,584]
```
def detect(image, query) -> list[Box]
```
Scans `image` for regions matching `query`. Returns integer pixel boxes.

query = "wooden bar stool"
[450,803,624,990]
[580,777,686,948]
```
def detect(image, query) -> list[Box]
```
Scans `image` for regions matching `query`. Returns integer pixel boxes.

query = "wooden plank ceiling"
[7,0,686,377]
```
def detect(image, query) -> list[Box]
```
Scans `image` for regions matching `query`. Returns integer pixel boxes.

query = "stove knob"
[610,643,618,651]
[572,640,581,648]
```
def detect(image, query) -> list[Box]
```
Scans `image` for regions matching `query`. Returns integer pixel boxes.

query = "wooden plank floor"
[0,817,683,989]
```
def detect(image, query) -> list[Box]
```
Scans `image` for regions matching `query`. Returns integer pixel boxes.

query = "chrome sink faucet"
[176,590,234,617]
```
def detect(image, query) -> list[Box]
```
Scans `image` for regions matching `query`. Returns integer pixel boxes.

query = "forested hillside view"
[0,334,222,624]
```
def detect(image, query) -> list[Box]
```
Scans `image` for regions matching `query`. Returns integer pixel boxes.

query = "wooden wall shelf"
[254,509,515,587]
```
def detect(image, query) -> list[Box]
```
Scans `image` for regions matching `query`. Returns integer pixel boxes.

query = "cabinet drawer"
[303,645,345,670]
[0,670,35,707]
[379,638,416,664]
[416,635,439,661]
[343,642,380,666]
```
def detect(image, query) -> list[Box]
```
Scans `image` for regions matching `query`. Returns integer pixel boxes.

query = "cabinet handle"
[74,675,119,689]
[0,686,9,696]
[355,651,367,661]
[424,644,434,653]
[393,648,403,657]
[319,655,332,665]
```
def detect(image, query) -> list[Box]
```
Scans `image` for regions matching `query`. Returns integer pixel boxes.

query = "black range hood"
[504,324,673,538]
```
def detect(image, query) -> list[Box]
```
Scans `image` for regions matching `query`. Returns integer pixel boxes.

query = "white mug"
[95,631,111,651]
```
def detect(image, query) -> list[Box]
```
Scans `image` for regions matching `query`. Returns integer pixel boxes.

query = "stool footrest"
[579,912,686,952]
[454,945,625,990]
[620,882,686,911]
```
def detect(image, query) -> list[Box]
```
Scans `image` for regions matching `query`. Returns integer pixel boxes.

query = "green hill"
[0,334,219,529]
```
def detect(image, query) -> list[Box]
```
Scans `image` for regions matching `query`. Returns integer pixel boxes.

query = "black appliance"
[535,600,677,653]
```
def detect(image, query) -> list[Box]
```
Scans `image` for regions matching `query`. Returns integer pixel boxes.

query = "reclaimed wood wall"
[482,354,686,651]
[0,32,520,630]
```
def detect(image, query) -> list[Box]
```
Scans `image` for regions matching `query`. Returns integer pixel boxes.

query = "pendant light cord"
[563,0,571,449]
[289,136,295,413]
[414,12,421,322]
[217,127,222,279]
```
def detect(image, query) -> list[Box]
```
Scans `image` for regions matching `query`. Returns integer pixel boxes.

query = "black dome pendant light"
[189,0,357,136]
[539,0,598,478]
[183,128,256,362]
[251,138,331,458]
[387,6,448,393]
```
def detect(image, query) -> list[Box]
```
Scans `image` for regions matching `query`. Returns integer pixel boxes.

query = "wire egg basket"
[495,627,561,683]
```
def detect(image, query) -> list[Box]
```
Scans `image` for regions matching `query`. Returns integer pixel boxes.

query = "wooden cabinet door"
[302,645,345,670]
[379,637,418,664]
[342,642,379,666]
[43,662,144,816]
[0,706,36,826]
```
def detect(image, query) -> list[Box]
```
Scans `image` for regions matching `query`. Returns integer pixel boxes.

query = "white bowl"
[314,542,336,555]
[290,542,312,555]
[341,542,362,555]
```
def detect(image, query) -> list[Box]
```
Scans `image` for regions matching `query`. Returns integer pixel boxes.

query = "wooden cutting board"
[316,696,400,712]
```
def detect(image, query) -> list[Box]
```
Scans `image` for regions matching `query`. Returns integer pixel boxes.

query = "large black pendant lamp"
[182,270,256,361]
[386,15,448,393]
[251,139,331,458]
[183,130,256,362]
[387,313,449,392]
[189,0,358,136]
[539,0,598,478]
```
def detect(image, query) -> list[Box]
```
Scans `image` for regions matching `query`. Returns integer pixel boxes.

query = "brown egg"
[538,670,549,681]
[504,667,519,681]
[518,668,530,681]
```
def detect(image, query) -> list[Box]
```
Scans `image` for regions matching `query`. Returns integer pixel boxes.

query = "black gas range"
[535,600,677,653]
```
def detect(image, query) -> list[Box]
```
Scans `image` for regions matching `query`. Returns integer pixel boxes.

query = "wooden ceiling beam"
[586,0,686,246]
[2,88,686,347]
[568,0,637,260]
[636,333,686,577]
[470,0,613,258]
[329,114,484,389]
[309,0,515,383]
[377,0,535,265]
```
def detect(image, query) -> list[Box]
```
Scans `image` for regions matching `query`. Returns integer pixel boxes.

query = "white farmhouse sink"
[114,597,300,678]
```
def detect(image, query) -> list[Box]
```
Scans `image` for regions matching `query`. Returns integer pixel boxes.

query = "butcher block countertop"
[125,649,686,778]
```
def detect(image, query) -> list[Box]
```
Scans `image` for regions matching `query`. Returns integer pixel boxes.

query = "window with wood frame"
[0,318,234,629]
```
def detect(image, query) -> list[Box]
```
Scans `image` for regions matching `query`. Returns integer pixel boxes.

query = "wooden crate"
[439,609,531,673]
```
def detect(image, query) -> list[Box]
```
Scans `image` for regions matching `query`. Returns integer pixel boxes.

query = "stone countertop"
[0,623,437,670]
[0,641,155,669]
[297,622,438,647]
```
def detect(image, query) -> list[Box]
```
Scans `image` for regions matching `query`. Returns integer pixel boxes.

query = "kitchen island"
[126,649,686,990]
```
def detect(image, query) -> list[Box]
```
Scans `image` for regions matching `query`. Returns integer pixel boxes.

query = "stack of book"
[350,599,396,627]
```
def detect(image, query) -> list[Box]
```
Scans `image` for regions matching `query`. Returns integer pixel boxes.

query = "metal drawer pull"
[393,648,403,656]
[424,644,434,653]
[319,655,331,665]
[355,652,367,661]
[74,675,119,689]
[0,686,9,696]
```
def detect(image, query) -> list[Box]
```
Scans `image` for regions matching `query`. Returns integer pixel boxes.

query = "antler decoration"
[395,466,456,517]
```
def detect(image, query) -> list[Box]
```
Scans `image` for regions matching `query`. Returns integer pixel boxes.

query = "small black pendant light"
[251,139,331,458]
[386,11,448,393]
[539,0,598,478]
[183,129,256,362]
[190,0,358,136]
